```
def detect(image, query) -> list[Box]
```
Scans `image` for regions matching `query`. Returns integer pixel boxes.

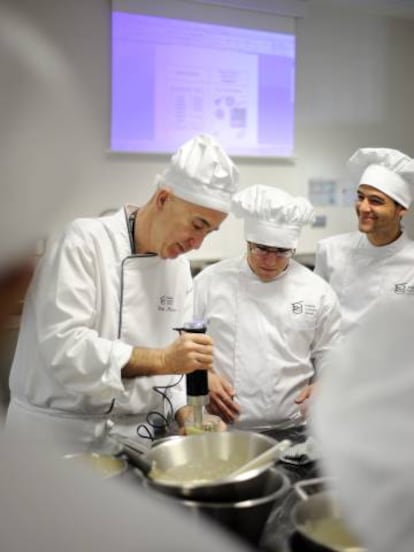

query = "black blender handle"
[186,370,208,397]
[173,322,207,333]
[174,322,208,397]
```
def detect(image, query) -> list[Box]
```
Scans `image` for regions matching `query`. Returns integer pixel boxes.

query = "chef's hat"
[231,185,315,248]
[347,147,414,208]
[312,298,414,552]
[158,134,239,213]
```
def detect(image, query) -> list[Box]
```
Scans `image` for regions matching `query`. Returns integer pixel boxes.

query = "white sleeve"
[33,227,131,401]
[310,284,342,377]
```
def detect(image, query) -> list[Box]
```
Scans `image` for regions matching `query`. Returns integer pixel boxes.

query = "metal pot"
[131,430,285,501]
[174,467,290,545]
[291,478,365,552]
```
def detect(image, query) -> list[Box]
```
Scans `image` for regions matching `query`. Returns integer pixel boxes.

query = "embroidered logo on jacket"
[394,282,414,295]
[291,301,317,316]
[158,295,177,312]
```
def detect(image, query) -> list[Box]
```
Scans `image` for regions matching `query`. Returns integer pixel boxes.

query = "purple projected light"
[111,12,295,158]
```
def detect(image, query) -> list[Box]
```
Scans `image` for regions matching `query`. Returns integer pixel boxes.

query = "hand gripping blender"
[174,320,208,429]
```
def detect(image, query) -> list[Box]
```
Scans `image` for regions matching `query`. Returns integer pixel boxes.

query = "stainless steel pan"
[176,466,290,545]
[128,431,286,501]
[291,478,365,552]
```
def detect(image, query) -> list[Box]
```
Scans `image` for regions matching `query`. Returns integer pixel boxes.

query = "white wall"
[2,0,414,261]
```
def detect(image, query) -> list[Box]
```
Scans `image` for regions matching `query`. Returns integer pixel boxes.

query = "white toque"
[157,134,239,213]
[347,147,414,208]
[231,185,315,249]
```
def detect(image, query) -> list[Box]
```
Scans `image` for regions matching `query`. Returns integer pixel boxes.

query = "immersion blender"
[174,320,208,429]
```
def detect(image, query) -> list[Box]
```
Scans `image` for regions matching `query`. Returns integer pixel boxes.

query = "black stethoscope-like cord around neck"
[128,211,137,254]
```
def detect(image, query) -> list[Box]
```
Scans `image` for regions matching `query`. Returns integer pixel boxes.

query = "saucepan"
[291,478,366,552]
[127,430,288,501]
[174,466,290,545]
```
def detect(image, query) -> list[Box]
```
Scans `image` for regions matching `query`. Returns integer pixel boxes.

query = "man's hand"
[294,383,315,418]
[207,372,240,424]
[161,332,214,374]
[123,333,214,378]
[175,405,193,432]
[175,405,227,435]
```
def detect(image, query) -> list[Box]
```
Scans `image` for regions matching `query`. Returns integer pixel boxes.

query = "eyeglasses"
[248,243,294,258]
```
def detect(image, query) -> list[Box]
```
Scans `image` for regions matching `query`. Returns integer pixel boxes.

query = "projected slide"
[111,12,295,158]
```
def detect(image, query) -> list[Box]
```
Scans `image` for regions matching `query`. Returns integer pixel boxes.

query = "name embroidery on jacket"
[158,295,177,312]
[394,282,414,295]
[291,301,317,316]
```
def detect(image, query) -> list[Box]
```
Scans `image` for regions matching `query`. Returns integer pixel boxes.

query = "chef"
[314,147,414,338]
[193,185,341,427]
[6,133,239,452]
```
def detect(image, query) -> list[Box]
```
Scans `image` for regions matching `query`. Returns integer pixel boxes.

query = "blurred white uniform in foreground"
[312,298,414,552]
[0,431,252,552]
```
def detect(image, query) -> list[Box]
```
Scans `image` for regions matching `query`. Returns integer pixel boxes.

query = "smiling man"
[314,147,414,337]
[6,134,239,451]
[193,185,341,429]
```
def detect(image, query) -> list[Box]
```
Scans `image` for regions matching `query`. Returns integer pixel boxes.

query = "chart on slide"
[154,47,257,147]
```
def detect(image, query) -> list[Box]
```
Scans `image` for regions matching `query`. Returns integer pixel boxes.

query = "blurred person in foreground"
[0,0,94,328]
[311,297,414,552]
[193,185,341,428]
[314,147,414,338]
[6,133,239,452]
[0,0,98,414]
[0,5,251,549]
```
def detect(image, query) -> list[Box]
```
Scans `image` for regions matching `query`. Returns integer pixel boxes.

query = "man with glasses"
[193,185,341,428]
[314,147,414,338]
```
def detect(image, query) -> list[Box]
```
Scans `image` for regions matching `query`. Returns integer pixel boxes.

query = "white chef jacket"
[193,256,341,429]
[311,298,414,552]
[314,231,414,337]
[7,206,190,450]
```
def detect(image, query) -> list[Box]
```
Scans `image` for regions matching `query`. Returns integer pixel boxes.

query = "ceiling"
[191,0,414,19]
[307,0,414,18]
